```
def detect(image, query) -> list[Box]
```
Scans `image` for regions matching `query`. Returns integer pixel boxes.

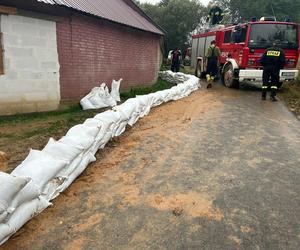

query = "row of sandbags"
[0,71,200,245]
[158,71,190,84]
[80,79,122,110]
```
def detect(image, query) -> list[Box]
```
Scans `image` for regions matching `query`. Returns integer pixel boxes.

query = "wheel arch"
[222,59,239,73]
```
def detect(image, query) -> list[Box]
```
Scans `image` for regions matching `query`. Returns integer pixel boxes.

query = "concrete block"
[6,47,33,58]
[2,70,19,80]
[21,103,38,113]
[0,14,60,115]
[47,92,60,101]
[21,16,38,25]
[18,71,33,79]
[11,23,38,36]
[2,34,20,46]
[0,93,22,103]
[24,92,48,102]
[14,58,40,70]
[0,103,24,115]
[41,61,59,71]
[20,36,47,47]
[37,101,59,112]
[4,58,10,71]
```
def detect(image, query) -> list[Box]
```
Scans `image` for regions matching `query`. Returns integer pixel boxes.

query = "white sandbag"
[42,177,67,201]
[0,224,10,245]
[83,118,102,129]
[149,92,164,107]
[12,150,67,189]
[95,131,113,149]
[66,124,99,139]
[59,135,93,151]
[43,138,82,164]
[127,113,140,127]
[110,78,122,102]
[94,111,120,134]
[80,83,117,110]
[113,99,140,120]
[0,172,31,216]
[55,153,96,194]
[8,181,41,214]
[0,211,8,223]
[56,153,84,179]
[114,121,128,137]
[0,197,51,245]
[90,132,113,155]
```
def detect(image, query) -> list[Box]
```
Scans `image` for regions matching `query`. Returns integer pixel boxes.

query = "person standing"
[206,5,224,25]
[259,41,286,101]
[205,40,221,88]
[171,48,181,73]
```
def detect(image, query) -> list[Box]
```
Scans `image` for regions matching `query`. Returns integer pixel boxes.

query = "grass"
[0,104,97,126]
[280,78,300,117]
[0,78,175,137]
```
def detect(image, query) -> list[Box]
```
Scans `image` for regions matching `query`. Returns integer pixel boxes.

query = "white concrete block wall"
[0,14,60,115]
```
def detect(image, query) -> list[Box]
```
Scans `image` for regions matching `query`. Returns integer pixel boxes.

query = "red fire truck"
[191,18,300,88]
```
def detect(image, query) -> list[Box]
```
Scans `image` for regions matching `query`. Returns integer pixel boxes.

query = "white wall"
[0,14,60,115]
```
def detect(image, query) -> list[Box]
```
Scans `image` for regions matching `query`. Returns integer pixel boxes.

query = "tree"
[138,0,206,54]
[213,0,300,23]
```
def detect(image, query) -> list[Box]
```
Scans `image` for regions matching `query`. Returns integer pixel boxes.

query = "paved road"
[3,83,300,250]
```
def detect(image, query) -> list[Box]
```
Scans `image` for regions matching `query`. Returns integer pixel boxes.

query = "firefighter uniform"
[259,46,286,101]
[205,42,221,88]
[207,6,224,25]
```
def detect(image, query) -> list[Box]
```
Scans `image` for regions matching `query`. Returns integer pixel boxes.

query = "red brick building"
[57,13,163,101]
[0,0,164,114]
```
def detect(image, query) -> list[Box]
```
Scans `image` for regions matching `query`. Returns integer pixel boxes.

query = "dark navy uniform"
[207,6,224,25]
[259,46,286,101]
[171,49,181,73]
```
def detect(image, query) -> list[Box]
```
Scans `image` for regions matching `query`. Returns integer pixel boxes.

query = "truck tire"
[195,60,205,78]
[222,64,239,88]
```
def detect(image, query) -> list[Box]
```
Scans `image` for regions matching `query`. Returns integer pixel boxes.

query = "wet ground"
[2,82,300,250]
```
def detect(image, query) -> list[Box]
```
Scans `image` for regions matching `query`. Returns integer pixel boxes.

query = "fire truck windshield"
[248,23,298,49]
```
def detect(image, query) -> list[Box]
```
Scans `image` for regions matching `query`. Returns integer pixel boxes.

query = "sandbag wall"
[0,71,200,245]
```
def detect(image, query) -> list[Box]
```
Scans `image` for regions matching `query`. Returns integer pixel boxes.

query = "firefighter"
[206,5,224,25]
[205,40,221,88]
[171,47,182,73]
[259,41,286,101]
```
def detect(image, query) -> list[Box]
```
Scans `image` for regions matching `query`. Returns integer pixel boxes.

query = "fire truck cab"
[191,19,300,88]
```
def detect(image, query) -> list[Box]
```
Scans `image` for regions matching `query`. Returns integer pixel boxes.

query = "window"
[233,26,247,43]
[224,30,232,43]
[239,27,247,43]
[249,24,298,49]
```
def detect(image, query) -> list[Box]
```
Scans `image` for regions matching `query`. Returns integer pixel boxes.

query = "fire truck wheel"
[222,64,239,88]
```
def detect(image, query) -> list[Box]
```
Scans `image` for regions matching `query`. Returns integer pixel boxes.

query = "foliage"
[212,0,300,24]
[136,0,206,54]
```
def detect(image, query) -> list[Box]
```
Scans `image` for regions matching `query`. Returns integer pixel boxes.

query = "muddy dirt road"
[3,83,300,250]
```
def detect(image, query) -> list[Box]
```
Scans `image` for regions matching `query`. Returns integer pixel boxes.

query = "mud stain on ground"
[64,236,85,250]
[145,193,223,221]
[72,213,104,233]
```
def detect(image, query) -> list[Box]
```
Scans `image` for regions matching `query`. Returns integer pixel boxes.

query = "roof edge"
[123,0,166,36]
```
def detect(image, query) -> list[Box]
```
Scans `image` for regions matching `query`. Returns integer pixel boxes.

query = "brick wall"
[57,14,162,101]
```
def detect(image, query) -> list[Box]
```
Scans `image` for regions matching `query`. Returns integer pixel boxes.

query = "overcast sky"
[138,0,211,6]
